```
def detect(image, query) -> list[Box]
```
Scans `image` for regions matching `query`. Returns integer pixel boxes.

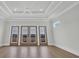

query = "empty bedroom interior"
[0,1,79,58]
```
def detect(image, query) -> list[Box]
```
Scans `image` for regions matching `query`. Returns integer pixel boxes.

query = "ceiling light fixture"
[14,8,17,11]
[40,9,43,11]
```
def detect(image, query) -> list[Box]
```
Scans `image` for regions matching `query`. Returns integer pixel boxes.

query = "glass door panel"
[29,26,37,45]
[39,26,48,45]
[20,26,29,45]
[10,26,19,46]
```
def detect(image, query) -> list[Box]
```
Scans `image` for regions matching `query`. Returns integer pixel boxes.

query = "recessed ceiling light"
[40,9,43,11]
[14,8,17,11]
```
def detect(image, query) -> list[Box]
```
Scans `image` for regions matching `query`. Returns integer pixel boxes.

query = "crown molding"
[0,6,10,16]
[56,2,79,18]
[44,2,54,14]
[48,1,63,17]
[7,17,48,21]
[2,1,13,15]
[48,2,79,19]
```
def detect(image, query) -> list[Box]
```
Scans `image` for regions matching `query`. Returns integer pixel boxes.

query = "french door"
[39,26,48,45]
[29,26,37,45]
[20,26,29,45]
[20,26,37,46]
[10,26,47,46]
[10,26,19,46]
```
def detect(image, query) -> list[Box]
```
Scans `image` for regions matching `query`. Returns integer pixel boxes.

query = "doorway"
[20,26,37,46]
[20,26,29,45]
[39,26,48,45]
[10,26,48,46]
[29,26,37,45]
[10,26,19,46]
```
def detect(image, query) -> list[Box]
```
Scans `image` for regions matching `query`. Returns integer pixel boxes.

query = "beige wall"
[0,20,7,46]
[51,4,79,56]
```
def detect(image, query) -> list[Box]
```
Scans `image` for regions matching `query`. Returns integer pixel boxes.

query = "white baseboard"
[54,44,79,56]
[2,43,10,46]
[48,42,54,46]
[0,44,3,47]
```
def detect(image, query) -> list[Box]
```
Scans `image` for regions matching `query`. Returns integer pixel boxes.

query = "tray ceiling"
[0,1,79,20]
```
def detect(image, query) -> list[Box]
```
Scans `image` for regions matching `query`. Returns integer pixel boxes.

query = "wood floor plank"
[0,46,78,58]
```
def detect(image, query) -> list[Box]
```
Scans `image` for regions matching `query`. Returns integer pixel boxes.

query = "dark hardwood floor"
[0,46,78,58]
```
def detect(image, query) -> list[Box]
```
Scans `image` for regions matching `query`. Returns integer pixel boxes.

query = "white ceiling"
[0,1,79,20]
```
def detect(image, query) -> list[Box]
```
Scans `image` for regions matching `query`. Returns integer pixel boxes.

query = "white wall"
[3,19,54,46]
[51,4,79,56]
[48,20,55,45]
[0,20,6,46]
